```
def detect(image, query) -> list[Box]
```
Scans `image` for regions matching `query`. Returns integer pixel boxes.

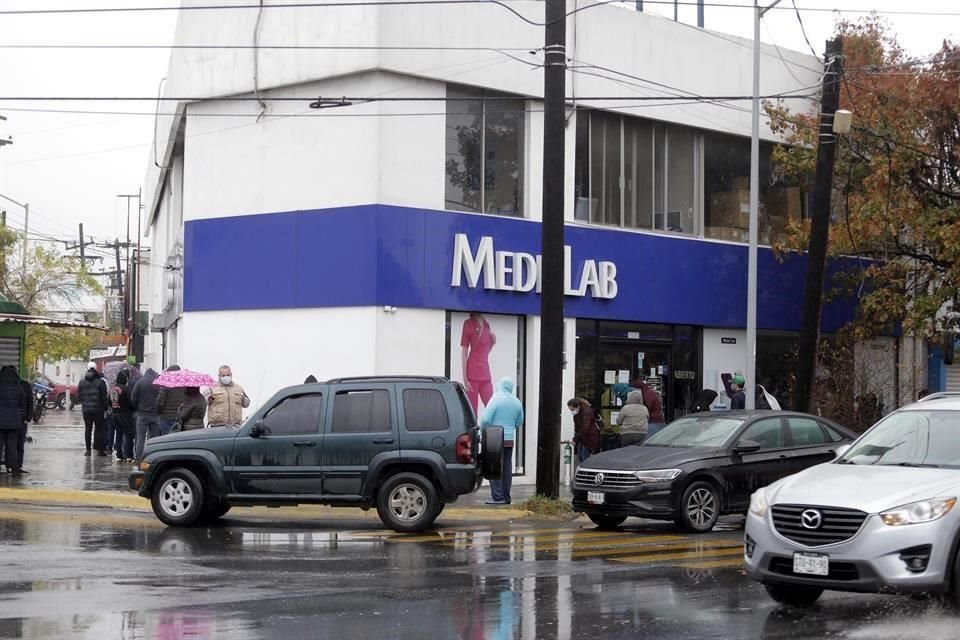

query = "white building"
[144,0,910,483]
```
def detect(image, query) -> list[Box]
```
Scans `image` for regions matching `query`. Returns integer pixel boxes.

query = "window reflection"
[445,86,525,217]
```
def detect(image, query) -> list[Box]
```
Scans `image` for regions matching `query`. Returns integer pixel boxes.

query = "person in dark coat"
[0,366,27,474]
[177,387,207,431]
[110,371,136,462]
[156,365,186,436]
[690,389,718,414]
[15,374,34,473]
[77,364,109,456]
[635,379,666,437]
[131,368,161,462]
[729,374,747,410]
[568,398,600,463]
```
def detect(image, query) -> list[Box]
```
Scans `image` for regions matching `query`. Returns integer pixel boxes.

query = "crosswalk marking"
[345,524,745,567]
[671,558,746,570]
[610,546,745,564]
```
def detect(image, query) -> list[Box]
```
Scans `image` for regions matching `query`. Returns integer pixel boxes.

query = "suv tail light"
[456,433,474,464]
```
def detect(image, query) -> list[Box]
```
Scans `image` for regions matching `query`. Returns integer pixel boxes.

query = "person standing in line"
[0,366,27,474]
[110,371,136,463]
[480,377,523,505]
[636,379,667,438]
[15,373,34,473]
[617,390,650,447]
[156,365,186,436]
[205,366,250,428]
[178,387,207,431]
[599,409,622,451]
[131,368,161,463]
[729,375,747,410]
[568,398,600,463]
[77,363,109,456]
[460,313,496,414]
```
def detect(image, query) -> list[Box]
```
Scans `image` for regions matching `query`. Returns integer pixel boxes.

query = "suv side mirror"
[250,420,266,438]
[833,444,851,459]
[733,440,762,455]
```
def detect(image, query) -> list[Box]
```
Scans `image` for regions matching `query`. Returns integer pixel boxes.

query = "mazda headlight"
[633,469,682,483]
[749,488,769,517]
[881,498,957,526]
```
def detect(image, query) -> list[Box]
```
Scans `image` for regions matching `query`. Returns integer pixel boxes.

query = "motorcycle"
[33,383,51,424]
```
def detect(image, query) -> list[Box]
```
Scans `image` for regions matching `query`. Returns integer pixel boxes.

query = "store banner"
[183,204,858,332]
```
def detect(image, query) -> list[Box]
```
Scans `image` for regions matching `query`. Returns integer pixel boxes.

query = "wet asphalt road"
[0,506,957,640]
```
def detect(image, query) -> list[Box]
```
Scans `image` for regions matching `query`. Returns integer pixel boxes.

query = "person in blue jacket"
[480,377,524,505]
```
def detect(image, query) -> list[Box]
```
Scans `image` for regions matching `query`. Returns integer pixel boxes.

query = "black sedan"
[572,411,856,532]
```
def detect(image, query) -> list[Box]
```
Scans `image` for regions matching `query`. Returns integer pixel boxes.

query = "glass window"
[263,394,323,435]
[645,416,745,448]
[787,417,828,446]
[332,390,391,434]
[840,411,960,468]
[445,86,524,217]
[738,418,784,450]
[403,389,450,432]
[664,126,696,235]
[823,424,846,443]
[624,118,654,230]
[573,111,697,235]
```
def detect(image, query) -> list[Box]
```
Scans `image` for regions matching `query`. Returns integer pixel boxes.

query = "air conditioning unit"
[150,314,165,333]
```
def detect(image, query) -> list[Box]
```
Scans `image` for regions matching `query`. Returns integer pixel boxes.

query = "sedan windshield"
[838,410,960,468]
[644,416,745,448]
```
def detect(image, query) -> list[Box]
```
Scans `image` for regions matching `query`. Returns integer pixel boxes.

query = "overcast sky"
[0,0,957,271]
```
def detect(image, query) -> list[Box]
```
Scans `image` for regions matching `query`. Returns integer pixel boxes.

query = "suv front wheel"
[764,583,823,608]
[377,472,440,533]
[151,467,206,527]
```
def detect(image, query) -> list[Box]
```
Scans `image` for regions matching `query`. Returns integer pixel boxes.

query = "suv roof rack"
[916,391,960,403]
[324,375,450,384]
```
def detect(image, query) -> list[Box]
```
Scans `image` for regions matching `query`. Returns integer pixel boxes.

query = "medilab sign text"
[450,234,618,299]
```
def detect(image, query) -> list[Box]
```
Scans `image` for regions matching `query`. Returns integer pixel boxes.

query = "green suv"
[129,376,504,532]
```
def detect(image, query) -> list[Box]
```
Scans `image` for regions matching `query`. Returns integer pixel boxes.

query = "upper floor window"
[445,86,525,217]
[574,109,696,235]
[703,131,806,244]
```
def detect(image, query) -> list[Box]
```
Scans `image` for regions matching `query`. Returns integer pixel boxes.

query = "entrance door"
[598,345,672,427]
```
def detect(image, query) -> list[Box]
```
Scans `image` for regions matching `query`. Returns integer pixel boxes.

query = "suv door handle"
[293,441,317,447]
[373,438,395,445]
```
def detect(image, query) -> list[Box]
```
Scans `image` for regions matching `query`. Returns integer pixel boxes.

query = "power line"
[0,92,817,102]
[790,0,821,62]
[1,0,958,17]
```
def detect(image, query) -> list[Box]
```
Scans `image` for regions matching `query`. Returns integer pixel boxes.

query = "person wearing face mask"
[567,398,600,463]
[205,365,250,428]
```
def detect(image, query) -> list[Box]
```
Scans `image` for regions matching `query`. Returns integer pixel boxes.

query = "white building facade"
[144,0,894,483]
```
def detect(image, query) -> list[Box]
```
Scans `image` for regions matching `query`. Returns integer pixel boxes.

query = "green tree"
[0,231,103,369]
[765,17,960,339]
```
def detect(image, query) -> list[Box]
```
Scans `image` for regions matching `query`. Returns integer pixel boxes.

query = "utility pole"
[79,223,86,265]
[21,203,28,273]
[113,240,124,299]
[535,0,566,498]
[796,38,843,413]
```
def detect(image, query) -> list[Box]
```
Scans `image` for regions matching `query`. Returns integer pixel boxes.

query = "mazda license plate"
[793,552,829,576]
[587,491,605,505]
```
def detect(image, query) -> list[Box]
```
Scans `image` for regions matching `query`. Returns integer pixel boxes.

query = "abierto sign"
[450,233,618,299]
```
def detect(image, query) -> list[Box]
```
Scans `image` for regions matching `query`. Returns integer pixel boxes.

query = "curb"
[0,487,535,521]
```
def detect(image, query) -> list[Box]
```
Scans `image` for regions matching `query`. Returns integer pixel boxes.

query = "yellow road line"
[571,539,742,559]
[610,547,745,564]
[671,558,746,570]
[443,533,689,550]
[0,506,163,529]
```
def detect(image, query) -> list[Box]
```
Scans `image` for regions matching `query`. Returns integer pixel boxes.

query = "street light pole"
[746,0,783,410]
[0,192,29,273]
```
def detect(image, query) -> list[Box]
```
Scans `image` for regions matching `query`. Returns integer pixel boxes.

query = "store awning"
[0,313,108,332]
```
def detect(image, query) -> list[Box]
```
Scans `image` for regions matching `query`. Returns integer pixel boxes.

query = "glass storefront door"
[597,344,671,428]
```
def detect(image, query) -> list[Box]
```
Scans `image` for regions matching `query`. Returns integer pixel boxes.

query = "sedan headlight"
[749,488,769,517]
[633,469,682,483]
[881,498,956,526]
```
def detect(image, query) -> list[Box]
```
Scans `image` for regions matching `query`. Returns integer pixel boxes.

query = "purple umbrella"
[153,369,217,389]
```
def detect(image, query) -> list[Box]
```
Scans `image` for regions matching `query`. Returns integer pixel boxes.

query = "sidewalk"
[0,413,571,520]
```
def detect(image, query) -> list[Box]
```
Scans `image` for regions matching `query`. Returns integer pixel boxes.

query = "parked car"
[745,393,960,607]
[572,411,856,532]
[129,376,503,532]
[49,382,79,410]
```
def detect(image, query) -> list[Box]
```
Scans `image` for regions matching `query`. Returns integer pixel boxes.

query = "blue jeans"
[578,445,591,463]
[489,444,514,503]
[159,418,175,436]
[105,415,116,451]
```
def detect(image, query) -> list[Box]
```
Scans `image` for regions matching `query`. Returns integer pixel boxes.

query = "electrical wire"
[1,1,959,18]
[790,0,821,62]
[0,92,817,102]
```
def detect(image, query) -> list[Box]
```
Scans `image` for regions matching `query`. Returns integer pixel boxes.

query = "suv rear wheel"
[480,426,504,480]
[377,472,440,533]
[151,467,205,527]
[764,583,823,608]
